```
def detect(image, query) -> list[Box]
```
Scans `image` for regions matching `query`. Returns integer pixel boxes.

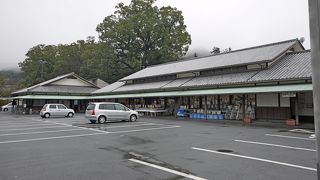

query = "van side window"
[115,104,126,111]
[99,104,115,110]
[57,105,67,109]
[49,105,56,109]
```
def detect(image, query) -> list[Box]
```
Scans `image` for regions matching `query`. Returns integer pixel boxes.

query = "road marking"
[289,129,314,134]
[99,123,157,129]
[108,125,181,134]
[0,129,85,136]
[192,147,316,172]
[129,158,207,180]
[39,120,110,134]
[265,134,315,141]
[0,122,47,126]
[234,139,316,152]
[0,126,68,132]
[0,124,59,128]
[0,132,107,144]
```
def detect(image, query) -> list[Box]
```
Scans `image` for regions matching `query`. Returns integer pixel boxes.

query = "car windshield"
[86,104,95,110]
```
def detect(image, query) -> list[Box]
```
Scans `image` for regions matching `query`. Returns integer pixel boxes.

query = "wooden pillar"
[242,94,246,120]
[295,93,299,125]
[217,95,221,110]
[205,96,208,120]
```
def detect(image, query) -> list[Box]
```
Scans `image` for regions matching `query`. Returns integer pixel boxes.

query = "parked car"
[40,104,75,118]
[85,102,138,124]
[1,102,13,111]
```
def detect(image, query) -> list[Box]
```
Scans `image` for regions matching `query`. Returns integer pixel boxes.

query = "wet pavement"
[0,112,316,180]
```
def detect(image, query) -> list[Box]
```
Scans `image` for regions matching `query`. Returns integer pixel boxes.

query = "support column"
[295,94,299,125]
[205,96,208,120]
[217,95,221,110]
[308,1,320,178]
[242,94,246,120]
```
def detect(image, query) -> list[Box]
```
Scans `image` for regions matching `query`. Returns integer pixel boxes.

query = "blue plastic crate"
[218,114,225,120]
[200,114,205,119]
[213,114,218,119]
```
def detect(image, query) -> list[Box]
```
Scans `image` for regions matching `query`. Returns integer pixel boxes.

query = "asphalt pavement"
[0,112,316,180]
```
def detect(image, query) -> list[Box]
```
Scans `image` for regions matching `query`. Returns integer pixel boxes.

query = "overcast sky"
[0,0,310,70]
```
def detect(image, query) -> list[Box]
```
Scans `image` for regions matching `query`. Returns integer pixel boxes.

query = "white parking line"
[100,123,158,129]
[265,134,315,141]
[0,122,46,126]
[0,124,59,128]
[234,139,316,152]
[0,129,85,136]
[108,125,181,134]
[192,147,316,172]
[289,129,314,134]
[0,126,68,132]
[0,132,107,144]
[129,158,207,180]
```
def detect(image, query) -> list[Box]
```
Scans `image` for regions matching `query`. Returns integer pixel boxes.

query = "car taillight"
[92,109,95,115]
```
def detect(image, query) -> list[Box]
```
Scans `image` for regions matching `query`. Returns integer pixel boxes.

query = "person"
[12,100,16,113]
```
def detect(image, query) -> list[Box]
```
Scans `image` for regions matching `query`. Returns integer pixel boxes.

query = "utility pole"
[308,0,320,178]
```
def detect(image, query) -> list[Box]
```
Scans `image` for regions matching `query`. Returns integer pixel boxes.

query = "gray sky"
[0,0,310,70]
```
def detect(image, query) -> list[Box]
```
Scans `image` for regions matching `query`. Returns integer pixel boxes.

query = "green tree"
[19,38,117,87]
[96,0,191,74]
[0,75,5,95]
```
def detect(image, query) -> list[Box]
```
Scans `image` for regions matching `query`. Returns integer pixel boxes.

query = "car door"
[98,104,117,121]
[48,104,58,116]
[114,104,130,120]
[57,104,68,116]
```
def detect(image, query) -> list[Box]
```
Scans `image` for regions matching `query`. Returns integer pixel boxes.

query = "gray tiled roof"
[12,72,99,95]
[248,51,311,82]
[30,85,98,94]
[93,81,125,94]
[163,78,193,88]
[113,80,172,92]
[92,50,311,94]
[121,39,299,81]
[182,72,257,87]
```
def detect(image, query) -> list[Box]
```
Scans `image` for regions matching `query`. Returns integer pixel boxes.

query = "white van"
[85,102,138,124]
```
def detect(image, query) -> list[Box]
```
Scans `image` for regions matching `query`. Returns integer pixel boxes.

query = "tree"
[210,46,232,55]
[96,0,191,74]
[19,39,118,87]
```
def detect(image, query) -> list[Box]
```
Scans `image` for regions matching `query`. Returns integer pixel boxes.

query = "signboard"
[281,92,296,98]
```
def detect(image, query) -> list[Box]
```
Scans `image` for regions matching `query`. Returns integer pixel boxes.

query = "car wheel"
[130,115,137,122]
[67,112,74,118]
[98,116,106,124]
[3,108,8,111]
[44,113,50,118]
[90,120,96,124]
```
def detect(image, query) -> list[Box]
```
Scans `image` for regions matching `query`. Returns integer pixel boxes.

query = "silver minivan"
[40,104,75,118]
[85,102,138,124]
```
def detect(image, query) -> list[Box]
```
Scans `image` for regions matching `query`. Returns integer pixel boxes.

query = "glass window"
[99,104,115,110]
[114,104,126,111]
[86,104,95,110]
[49,105,56,109]
[57,105,67,109]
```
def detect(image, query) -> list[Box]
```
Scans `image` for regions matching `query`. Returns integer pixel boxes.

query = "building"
[11,72,100,113]
[91,39,313,124]
[11,39,314,124]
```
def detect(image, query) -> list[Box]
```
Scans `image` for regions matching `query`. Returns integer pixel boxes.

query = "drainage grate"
[217,149,233,153]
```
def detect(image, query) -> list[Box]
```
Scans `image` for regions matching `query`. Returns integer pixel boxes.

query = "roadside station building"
[11,72,100,113]
[11,39,314,124]
[91,39,314,124]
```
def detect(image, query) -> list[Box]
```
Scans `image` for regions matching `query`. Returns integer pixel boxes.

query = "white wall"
[257,93,278,107]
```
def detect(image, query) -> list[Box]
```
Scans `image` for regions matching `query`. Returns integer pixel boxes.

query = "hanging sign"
[281,92,296,98]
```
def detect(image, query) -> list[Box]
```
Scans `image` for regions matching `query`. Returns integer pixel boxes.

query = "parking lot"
[0,112,316,180]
